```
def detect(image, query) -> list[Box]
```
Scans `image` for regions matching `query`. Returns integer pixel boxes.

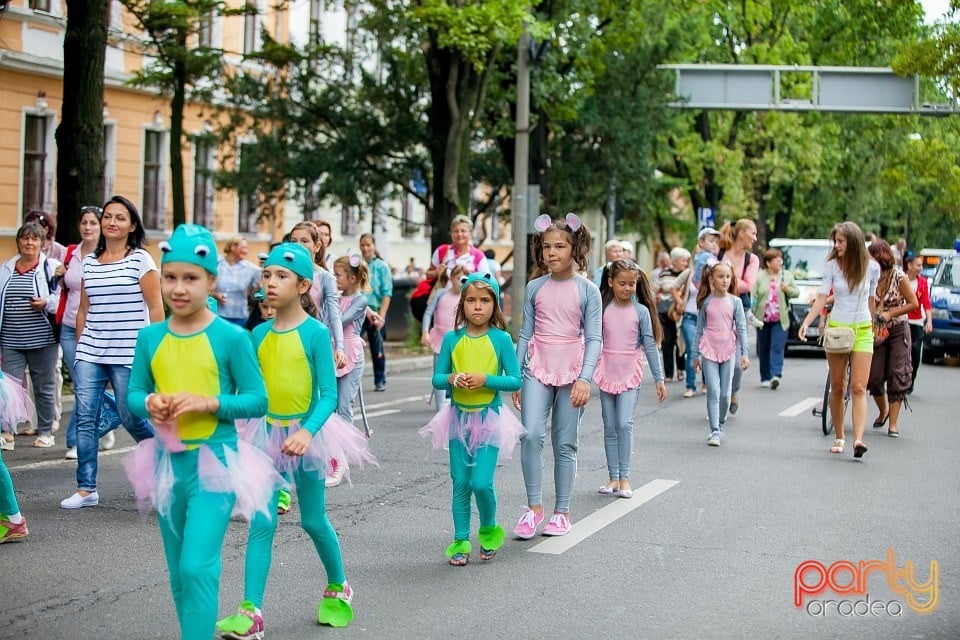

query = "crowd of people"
[0,199,934,638]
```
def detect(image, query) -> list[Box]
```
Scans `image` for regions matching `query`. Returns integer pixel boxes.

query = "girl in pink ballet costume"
[595,260,667,498]
[421,264,470,410]
[690,262,750,446]
[512,213,602,539]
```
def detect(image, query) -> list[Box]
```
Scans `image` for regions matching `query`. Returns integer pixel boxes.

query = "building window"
[142,129,165,230]
[103,123,116,201]
[341,204,357,237]
[22,114,49,217]
[198,11,213,48]
[192,136,216,229]
[29,0,51,11]
[243,2,258,54]
[238,142,260,233]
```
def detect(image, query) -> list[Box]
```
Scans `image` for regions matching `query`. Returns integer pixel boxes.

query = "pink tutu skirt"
[0,372,34,432]
[237,415,377,483]
[419,404,525,459]
[336,336,366,379]
[595,348,644,395]
[122,436,283,522]
[526,336,584,386]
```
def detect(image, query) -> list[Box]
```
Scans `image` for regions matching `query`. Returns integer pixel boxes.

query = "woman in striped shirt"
[0,222,62,449]
[60,196,165,510]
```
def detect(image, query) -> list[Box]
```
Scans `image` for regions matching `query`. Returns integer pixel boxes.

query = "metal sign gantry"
[659,64,957,114]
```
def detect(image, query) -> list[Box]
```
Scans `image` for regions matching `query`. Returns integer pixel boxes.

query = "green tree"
[56,0,109,245]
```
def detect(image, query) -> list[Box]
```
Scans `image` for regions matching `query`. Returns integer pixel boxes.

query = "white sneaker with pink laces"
[541,512,572,536]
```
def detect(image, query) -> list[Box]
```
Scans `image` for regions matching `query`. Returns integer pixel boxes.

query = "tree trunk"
[55,0,108,245]
[169,27,188,228]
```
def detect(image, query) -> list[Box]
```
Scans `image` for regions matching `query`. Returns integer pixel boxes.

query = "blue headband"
[158,224,218,275]
[264,242,314,280]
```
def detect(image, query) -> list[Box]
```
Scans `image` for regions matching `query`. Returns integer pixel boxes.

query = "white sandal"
[829,439,845,454]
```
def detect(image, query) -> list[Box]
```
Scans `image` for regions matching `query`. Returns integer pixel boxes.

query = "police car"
[924,240,960,363]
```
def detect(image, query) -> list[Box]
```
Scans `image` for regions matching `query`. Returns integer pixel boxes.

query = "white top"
[819,259,880,324]
[76,249,158,366]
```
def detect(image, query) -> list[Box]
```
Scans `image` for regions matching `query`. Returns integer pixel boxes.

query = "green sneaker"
[216,601,264,639]
[277,489,291,515]
[317,582,354,628]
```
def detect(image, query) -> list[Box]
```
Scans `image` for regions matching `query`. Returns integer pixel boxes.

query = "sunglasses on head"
[80,205,104,215]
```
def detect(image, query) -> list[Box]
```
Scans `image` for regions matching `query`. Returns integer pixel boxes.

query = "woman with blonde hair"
[799,222,880,459]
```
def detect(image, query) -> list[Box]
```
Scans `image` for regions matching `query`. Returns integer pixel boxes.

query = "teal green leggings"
[0,450,19,516]
[449,441,499,541]
[243,460,345,608]
[159,449,236,640]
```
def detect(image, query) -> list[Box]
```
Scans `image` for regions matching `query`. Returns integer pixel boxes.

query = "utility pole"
[510,29,531,337]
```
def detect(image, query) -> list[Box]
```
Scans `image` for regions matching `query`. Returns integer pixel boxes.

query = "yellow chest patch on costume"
[451,333,498,409]
[258,329,312,418]
[151,333,220,441]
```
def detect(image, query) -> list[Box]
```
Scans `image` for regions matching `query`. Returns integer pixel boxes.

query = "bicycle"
[812,360,851,435]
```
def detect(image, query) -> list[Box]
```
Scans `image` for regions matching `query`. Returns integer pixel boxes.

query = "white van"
[767,238,833,348]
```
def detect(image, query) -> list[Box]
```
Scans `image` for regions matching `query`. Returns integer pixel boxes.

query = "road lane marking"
[778,397,822,417]
[363,396,428,411]
[8,445,135,471]
[356,409,401,421]
[527,478,679,555]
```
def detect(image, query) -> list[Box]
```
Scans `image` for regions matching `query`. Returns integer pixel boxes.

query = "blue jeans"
[60,328,121,448]
[74,360,154,492]
[702,358,734,434]
[757,321,787,382]
[680,313,699,392]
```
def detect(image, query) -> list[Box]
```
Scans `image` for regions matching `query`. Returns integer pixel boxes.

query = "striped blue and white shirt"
[76,249,157,367]
[0,266,55,350]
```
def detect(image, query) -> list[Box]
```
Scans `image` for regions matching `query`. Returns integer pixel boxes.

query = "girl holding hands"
[420,272,523,565]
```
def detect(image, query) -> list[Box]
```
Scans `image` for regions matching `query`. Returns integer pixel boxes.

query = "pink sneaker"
[541,512,571,536]
[512,508,544,540]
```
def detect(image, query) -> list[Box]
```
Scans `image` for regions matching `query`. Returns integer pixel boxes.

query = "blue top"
[432,326,521,412]
[128,316,268,447]
[515,274,603,384]
[365,257,393,311]
[313,268,345,351]
[252,317,337,435]
[339,292,368,335]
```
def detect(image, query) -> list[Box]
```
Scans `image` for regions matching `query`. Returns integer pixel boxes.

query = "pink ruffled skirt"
[336,336,366,379]
[419,404,525,459]
[237,415,377,483]
[122,436,284,522]
[0,372,35,432]
[526,336,584,386]
[595,348,644,394]
[699,329,737,363]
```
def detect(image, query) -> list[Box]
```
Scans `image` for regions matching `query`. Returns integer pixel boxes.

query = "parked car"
[919,248,953,281]
[767,238,833,350]
[923,242,960,363]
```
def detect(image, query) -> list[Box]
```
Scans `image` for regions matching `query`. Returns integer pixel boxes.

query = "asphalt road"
[2,350,958,640]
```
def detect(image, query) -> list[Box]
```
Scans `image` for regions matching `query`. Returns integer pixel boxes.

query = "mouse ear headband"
[533,213,582,233]
[347,252,362,268]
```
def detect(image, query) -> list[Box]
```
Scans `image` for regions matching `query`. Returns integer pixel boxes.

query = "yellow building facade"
[0,0,301,259]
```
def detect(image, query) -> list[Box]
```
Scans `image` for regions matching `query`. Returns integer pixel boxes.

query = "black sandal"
[872,414,889,429]
[853,441,868,458]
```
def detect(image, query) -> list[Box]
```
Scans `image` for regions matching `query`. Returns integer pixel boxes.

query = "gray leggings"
[1,344,58,436]
[336,363,364,422]
[520,375,582,513]
[702,358,734,434]
[600,388,640,480]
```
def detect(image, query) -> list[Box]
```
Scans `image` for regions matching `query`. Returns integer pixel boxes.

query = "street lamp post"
[510,29,531,337]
